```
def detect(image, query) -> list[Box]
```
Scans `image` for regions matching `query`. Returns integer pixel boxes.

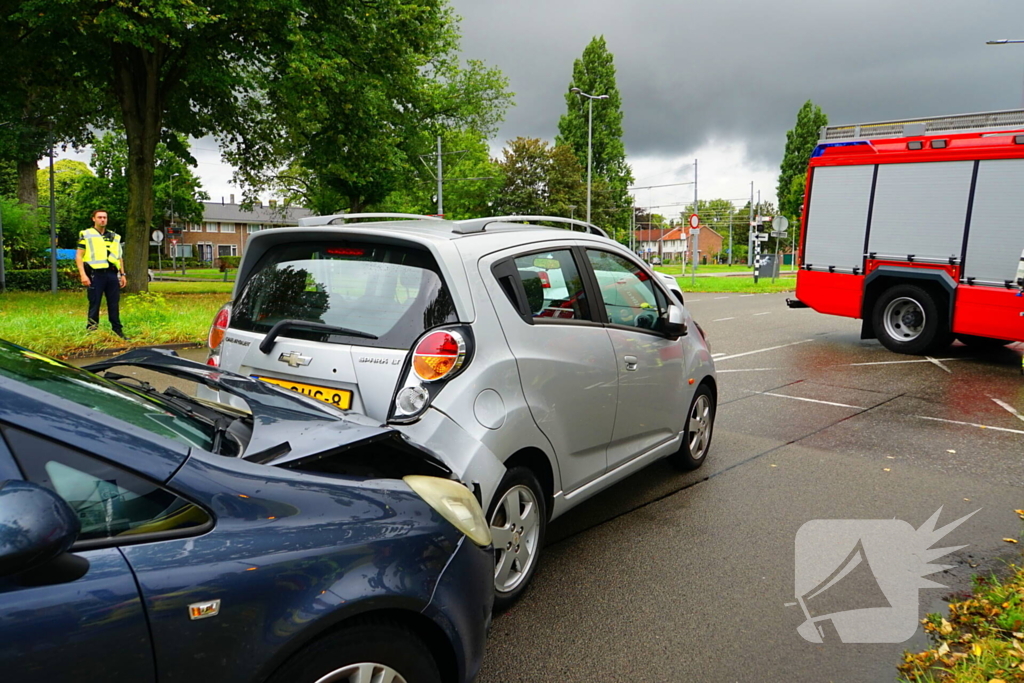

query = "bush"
[4,268,79,291]
[218,255,241,271]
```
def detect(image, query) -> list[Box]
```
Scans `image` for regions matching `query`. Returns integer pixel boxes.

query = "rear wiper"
[259,319,378,354]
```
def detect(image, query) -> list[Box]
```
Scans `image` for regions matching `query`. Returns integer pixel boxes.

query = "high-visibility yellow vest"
[80,228,122,270]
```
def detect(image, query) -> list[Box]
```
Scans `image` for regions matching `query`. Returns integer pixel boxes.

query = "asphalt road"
[477,292,1024,683]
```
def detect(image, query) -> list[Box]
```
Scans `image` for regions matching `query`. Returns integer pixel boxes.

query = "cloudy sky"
[59,0,1024,218]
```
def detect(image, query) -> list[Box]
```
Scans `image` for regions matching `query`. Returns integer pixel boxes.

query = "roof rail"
[453,215,609,238]
[297,213,445,227]
[820,109,1024,142]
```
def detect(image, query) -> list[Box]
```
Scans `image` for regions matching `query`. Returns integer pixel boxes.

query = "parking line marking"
[754,312,771,316]
[849,358,960,367]
[715,339,814,362]
[748,390,865,409]
[917,416,1024,436]
[926,356,953,374]
[991,398,1024,424]
[717,367,779,373]
[713,317,736,322]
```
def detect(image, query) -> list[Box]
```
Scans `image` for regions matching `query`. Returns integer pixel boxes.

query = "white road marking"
[848,358,960,367]
[715,339,814,362]
[688,299,702,303]
[991,397,1024,424]
[739,294,756,298]
[753,312,771,316]
[917,415,1024,436]
[715,296,730,300]
[926,356,953,374]
[713,317,736,322]
[717,368,779,373]
[748,390,864,409]
[711,352,727,358]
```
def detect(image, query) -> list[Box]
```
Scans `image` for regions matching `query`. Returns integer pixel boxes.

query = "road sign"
[771,231,787,238]
[771,215,789,232]
[151,230,164,243]
[756,233,769,242]
[689,214,700,229]
[170,238,178,246]
[689,228,700,236]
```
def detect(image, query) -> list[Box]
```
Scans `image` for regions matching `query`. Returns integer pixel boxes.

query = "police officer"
[75,209,127,339]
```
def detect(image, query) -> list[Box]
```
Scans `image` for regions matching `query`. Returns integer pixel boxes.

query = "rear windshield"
[232,241,458,349]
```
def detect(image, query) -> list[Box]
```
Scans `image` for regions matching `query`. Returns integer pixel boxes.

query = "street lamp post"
[569,88,609,225]
[986,39,1024,106]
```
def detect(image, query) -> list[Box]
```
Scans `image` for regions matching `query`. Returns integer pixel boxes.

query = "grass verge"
[674,275,796,294]
[154,268,235,281]
[0,287,230,358]
[900,563,1024,683]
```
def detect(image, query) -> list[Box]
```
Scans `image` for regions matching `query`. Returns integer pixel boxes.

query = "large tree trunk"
[16,159,38,208]
[112,43,166,294]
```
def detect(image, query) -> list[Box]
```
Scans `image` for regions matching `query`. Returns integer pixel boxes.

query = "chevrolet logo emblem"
[278,351,311,368]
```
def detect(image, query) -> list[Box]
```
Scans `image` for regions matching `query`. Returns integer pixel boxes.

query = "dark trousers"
[86,270,122,334]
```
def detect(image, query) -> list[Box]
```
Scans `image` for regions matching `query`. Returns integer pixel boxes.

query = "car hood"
[85,348,450,474]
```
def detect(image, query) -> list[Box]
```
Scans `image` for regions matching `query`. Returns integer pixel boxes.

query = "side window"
[3,426,210,545]
[510,250,591,322]
[586,250,668,332]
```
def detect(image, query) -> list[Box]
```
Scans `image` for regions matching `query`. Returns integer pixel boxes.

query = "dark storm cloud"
[450,0,1024,166]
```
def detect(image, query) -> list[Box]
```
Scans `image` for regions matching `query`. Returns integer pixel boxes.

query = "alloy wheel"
[489,484,541,593]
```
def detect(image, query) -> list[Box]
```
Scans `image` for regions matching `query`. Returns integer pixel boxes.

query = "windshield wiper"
[259,319,378,354]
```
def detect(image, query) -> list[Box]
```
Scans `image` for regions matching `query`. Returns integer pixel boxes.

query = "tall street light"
[986,39,1024,106]
[570,88,609,225]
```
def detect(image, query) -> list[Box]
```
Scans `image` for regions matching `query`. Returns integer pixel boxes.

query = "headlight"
[403,476,491,547]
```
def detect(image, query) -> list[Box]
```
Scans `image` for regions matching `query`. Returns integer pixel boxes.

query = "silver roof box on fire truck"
[820,109,1024,143]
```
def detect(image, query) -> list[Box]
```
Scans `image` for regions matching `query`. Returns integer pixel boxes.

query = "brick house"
[165,199,312,262]
[633,225,725,263]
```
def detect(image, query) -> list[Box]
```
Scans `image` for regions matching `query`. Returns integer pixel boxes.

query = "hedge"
[3,268,79,291]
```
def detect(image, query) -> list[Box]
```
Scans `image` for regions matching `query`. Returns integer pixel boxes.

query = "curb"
[64,341,204,361]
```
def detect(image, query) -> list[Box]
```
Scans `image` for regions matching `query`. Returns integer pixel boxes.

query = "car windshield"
[0,341,216,451]
[231,241,458,349]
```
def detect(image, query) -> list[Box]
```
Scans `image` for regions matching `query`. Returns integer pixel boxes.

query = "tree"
[254,7,512,215]
[36,159,92,248]
[0,196,43,268]
[556,36,634,230]
[493,138,552,216]
[75,133,207,241]
[777,100,827,221]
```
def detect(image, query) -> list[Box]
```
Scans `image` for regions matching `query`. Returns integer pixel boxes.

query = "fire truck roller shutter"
[803,165,874,272]
[868,161,974,263]
[963,158,1024,285]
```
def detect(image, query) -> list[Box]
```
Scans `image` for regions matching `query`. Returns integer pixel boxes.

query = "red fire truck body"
[794,110,1024,354]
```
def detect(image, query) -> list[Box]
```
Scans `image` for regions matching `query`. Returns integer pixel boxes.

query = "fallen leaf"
[965,498,971,502]
[974,643,983,656]
[887,455,896,459]
[1005,538,1019,544]
[883,468,891,472]
[770,464,777,468]
[1016,510,1024,516]
[938,642,950,656]
[940,618,953,635]
[990,679,1006,683]
[948,449,956,453]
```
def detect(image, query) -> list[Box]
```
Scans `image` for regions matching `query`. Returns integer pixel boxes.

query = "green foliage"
[0,161,17,199]
[778,100,828,221]
[493,138,552,216]
[0,197,44,268]
[556,36,634,230]
[3,268,78,291]
[217,256,241,270]
[74,133,208,237]
[35,160,93,248]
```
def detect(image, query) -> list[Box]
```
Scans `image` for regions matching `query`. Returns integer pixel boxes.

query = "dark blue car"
[0,341,493,683]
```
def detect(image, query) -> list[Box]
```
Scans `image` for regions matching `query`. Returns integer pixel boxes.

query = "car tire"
[957,334,1012,350]
[488,466,546,611]
[266,618,441,683]
[872,284,951,355]
[669,383,715,471]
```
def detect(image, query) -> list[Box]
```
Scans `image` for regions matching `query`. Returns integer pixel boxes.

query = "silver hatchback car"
[203,214,717,606]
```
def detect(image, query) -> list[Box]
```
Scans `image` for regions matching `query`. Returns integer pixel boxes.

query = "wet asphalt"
[476,292,1024,683]
[72,294,1024,682]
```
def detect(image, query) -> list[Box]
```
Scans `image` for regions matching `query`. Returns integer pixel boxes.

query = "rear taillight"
[412,330,466,382]
[208,304,232,351]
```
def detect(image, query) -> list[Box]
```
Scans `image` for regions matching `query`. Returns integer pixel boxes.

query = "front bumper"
[424,536,494,683]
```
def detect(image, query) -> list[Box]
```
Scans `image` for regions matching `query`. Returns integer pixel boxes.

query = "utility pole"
[48,142,57,294]
[728,210,734,266]
[436,136,444,217]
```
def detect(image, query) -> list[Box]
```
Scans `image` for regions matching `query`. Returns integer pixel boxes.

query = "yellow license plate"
[254,376,352,409]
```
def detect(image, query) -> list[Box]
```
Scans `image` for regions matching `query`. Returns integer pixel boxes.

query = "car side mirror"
[663,304,688,339]
[0,480,81,578]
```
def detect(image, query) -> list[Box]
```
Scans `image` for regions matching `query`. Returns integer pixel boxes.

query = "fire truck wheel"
[872,284,950,355]
[956,334,1012,349]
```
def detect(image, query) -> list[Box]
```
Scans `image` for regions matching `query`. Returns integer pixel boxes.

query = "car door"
[0,424,157,682]
[487,245,618,492]
[583,249,690,469]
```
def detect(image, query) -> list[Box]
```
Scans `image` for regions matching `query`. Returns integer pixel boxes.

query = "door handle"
[624,355,638,371]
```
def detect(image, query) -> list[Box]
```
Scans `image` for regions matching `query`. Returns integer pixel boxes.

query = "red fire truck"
[792,109,1024,355]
